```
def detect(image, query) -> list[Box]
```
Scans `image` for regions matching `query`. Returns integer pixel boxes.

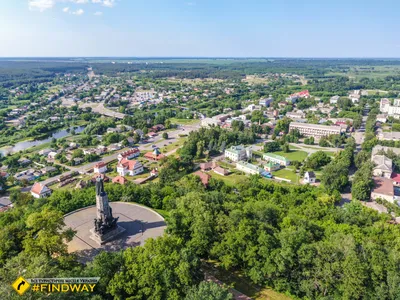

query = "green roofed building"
[225,145,252,162]
[264,161,281,172]
[263,153,290,166]
[236,161,263,175]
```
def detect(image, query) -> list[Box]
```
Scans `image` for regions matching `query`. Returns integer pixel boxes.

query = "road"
[80,102,126,119]
[338,106,369,204]
[353,107,369,151]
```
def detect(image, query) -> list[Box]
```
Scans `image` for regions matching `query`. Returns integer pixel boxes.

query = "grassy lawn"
[274,150,308,162]
[210,170,249,186]
[299,144,336,150]
[169,118,200,125]
[161,137,187,153]
[203,261,293,300]
[289,145,301,150]
[273,168,299,183]
[324,151,336,157]
[218,160,236,169]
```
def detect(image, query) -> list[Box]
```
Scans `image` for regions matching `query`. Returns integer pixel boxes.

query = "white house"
[225,145,252,162]
[236,161,263,175]
[259,97,273,107]
[94,162,107,174]
[286,111,305,119]
[372,155,392,178]
[118,148,140,161]
[31,182,52,198]
[39,148,54,156]
[263,153,290,166]
[330,95,340,104]
[117,158,144,176]
[47,151,58,161]
[376,114,387,123]
[304,171,316,184]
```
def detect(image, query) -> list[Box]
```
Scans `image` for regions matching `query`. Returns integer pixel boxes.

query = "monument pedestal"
[89,225,126,245]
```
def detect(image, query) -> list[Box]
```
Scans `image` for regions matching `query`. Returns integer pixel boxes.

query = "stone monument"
[90,176,125,244]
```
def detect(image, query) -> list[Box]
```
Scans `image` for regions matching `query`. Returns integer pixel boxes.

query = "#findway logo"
[12,276,30,296]
[12,277,100,295]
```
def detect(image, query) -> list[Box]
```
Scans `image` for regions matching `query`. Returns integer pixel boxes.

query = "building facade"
[263,153,290,166]
[225,145,252,162]
[94,162,107,174]
[117,159,144,176]
[118,148,140,161]
[289,122,345,138]
[236,161,263,175]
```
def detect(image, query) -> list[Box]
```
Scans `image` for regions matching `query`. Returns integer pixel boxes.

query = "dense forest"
[0,61,87,87]
[2,58,400,88]
[1,164,399,299]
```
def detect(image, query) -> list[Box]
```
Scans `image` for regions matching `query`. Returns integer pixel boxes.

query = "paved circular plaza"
[64,202,166,262]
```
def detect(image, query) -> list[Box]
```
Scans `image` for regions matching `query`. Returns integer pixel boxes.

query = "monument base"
[89,225,126,245]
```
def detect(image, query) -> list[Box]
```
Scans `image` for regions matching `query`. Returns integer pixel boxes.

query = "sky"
[0,0,399,57]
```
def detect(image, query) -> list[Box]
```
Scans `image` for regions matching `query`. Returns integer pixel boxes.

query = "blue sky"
[0,0,399,57]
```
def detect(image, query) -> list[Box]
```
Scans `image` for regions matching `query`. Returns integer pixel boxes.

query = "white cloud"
[102,0,115,8]
[70,0,89,3]
[72,8,84,15]
[29,0,116,13]
[94,11,103,16]
[28,0,55,11]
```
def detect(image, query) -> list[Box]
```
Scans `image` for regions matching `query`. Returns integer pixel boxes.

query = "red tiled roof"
[391,173,400,182]
[214,166,229,175]
[94,161,106,168]
[291,90,309,97]
[118,158,141,171]
[31,182,46,195]
[194,171,211,186]
[144,152,165,161]
[112,175,128,185]
[372,177,394,196]
[119,148,140,158]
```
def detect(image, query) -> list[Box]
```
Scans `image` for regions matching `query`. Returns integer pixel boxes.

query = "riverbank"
[0,125,86,156]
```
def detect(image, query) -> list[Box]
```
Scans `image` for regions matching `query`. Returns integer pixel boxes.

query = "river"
[0,126,85,156]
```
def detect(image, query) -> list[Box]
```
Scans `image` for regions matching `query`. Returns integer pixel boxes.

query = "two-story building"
[93,162,107,174]
[117,158,144,176]
[236,161,263,175]
[263,153,290,166]
[118,148,140,162]
[225,145,252,162]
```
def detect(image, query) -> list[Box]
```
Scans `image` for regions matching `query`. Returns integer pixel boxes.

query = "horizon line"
[1,56,400,59]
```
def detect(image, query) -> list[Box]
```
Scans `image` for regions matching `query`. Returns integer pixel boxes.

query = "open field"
[365,89,389,95]
[169,118,200,125]
[166,77,225,84]
[242,75,270,85]
[273,168,298,183]
[326,65,400,80]
[210,170,249,186]
[274,150,308,162]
